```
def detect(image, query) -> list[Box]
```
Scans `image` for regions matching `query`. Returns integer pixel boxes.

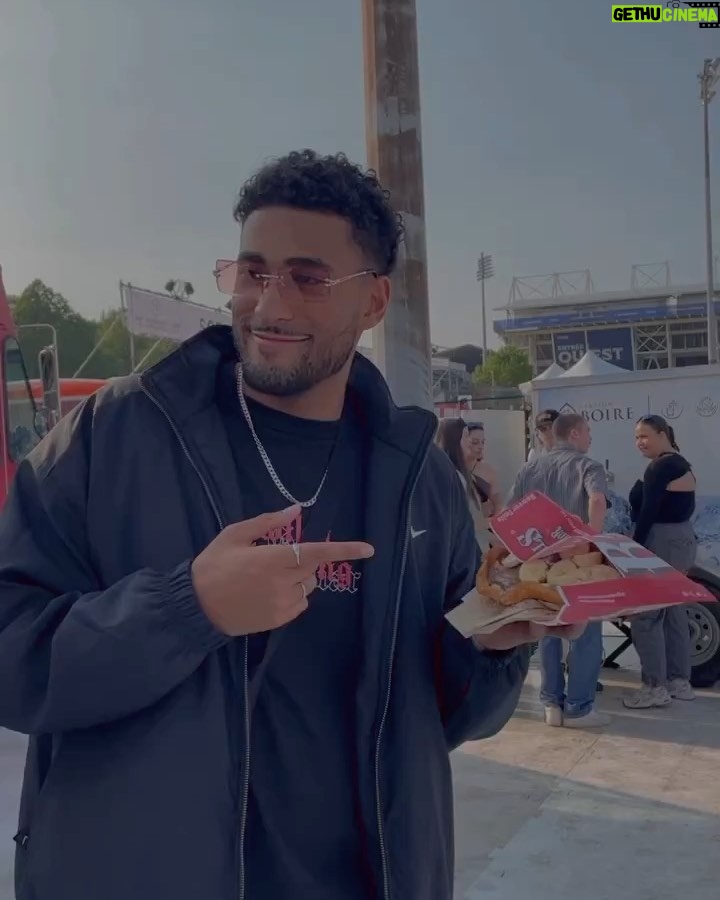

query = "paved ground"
[0,729,23,900]
[2,661,718,899]
[453,666,720,900]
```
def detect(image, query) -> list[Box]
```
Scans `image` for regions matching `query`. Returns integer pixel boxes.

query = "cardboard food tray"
[446,491,715,637]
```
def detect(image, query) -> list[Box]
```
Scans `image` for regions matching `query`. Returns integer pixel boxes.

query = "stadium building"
[493,263,720,374]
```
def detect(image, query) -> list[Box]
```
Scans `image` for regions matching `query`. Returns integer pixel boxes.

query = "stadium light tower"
[699,58,720,364]
[476,253,495,365]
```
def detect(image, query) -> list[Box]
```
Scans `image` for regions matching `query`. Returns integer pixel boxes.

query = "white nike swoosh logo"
[410,527,426,539]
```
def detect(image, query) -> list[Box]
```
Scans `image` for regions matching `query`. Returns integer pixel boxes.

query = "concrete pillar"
[362,0,432,410]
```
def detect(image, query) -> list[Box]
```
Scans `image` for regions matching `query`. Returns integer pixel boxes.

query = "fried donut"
[546,559,578,580]
[475,545,563,608]
[519,561,548,583]
[582,564,617,582]
[475,545,510,602]
[499,581,564,608]
[572,551,604,568]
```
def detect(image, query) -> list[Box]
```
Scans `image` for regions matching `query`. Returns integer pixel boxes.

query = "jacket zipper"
[374,433,433,900]
[140,383,252,900]
[140,385,226,529]
[237,639,250,900]
[374,512,410,900]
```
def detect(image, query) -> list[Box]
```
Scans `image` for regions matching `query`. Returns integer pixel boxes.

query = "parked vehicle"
[0,265,105,506]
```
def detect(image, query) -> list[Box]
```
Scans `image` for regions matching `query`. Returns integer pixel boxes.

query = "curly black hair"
[233,150,403,276]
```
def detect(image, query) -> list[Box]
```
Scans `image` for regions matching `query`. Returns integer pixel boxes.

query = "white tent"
[560,351,627,378]
[519,361,565,394]
[534,362,565,380]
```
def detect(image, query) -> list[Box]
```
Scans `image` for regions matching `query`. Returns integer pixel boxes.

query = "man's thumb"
[228,505,301,545]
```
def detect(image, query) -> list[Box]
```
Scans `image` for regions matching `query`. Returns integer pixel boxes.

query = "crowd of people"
[436,408,698,727]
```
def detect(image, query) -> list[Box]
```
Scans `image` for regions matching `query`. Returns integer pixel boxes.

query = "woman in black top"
[624,415,697,710]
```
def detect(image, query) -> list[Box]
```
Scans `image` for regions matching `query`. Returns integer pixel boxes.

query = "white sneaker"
[668,679,696,701]
[623,685,672,709]
[563,708,611,729]
[544,705,563,727]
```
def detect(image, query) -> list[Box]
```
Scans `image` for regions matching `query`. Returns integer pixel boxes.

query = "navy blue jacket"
[0,326,528,900]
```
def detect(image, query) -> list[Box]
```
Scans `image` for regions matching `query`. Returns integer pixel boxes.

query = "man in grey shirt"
[507,413,609,729]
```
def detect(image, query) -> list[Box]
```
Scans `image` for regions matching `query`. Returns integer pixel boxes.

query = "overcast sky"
[1,0,718,347]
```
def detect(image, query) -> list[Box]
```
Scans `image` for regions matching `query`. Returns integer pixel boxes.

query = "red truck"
[0,265,104,506]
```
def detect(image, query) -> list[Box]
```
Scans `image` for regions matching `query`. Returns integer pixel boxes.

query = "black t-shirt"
[629,452,695,546]
[216,361,370,900]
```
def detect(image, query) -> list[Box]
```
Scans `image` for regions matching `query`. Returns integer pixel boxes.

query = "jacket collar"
[552,440,584,454]
[140,325,436,458]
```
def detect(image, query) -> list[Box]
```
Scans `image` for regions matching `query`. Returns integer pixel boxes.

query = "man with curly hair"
[0,150,571,900]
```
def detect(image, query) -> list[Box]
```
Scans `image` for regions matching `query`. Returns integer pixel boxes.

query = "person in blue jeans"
[507,412,611,729]
[539,622,604,725]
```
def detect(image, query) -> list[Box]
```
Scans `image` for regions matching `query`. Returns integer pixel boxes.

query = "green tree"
[473,345,533,387]
[13,280,97,378]
[86,310,176,378]
[11,280,176,380]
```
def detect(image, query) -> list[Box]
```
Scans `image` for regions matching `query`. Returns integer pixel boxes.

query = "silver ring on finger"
[291,542,301,567]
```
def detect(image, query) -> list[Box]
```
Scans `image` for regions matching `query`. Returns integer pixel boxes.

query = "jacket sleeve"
[435,475,530,752]
[504,465,526,510]
[0,401,229,736]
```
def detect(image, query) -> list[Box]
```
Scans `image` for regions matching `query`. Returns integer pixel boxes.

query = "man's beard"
[234,320,358,397]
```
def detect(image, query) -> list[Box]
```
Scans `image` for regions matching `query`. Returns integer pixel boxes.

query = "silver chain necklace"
[235,363,330,509]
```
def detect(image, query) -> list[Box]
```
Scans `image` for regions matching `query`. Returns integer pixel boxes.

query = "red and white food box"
[488,491,714,625]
